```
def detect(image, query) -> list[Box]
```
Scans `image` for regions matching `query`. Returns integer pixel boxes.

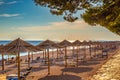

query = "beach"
[0,46,119,80]
[90,48,120,80]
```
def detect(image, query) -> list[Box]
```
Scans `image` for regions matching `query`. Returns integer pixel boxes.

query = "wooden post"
[28,52,30,68]
[17,52,20,80]
[47,48,50,75]
[77,46,79,67]
[95,45,97,57]
[57,48,58,59]
[2,53,4,71]
[65,47,67,67]
[45,49,46,60]
[94,45,96,57]
[8,54,10,61]
[43,50,45,59]
[89,45,92,58]
[52,48,54,58]
[31,52,33,62]
[72,46,75,56]
[16,54,18,66]
[79,46,81,58]
[84,45,86,59]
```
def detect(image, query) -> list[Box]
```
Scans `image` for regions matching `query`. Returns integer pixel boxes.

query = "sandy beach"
[0,47,119,80]
[90,48,120,80]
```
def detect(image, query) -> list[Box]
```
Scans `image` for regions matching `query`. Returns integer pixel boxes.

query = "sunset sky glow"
[0,0,120,41]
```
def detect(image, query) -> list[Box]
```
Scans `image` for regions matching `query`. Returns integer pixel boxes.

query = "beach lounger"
[102,50,108,59]
[67,61,77,67]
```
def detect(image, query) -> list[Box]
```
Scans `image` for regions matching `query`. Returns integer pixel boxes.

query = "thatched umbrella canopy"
[37,40,58,48]
[37,40,59,58]
[59,40,72,47]
[72,40,81,67]
[72,40,81,46]
[82,40,88,46]
[58,40,72,67]
[2,38,39,80]
[37,39,57,75]
[37,40,62,59]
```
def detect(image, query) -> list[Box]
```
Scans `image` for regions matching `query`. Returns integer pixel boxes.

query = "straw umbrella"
[37,39,57,75]
[72,40,81,67]
[59,40,72,67]
[2,38,39,80]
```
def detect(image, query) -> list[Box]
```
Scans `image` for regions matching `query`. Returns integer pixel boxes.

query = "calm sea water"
[0,40,43,60]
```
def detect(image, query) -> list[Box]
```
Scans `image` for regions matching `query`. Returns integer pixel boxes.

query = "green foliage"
[82,0,120,35]
[34,0,93,22]
[34,0,120,35]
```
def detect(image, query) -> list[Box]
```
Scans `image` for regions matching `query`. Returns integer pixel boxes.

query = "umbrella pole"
[77,46,79,67]
[52,48,54,58]
[16,54,18,66]
[2,52,4,71]
[84,46,86,61]
[72,46,74,56]
[17,52,20,80]
[57,48,58,59]
[8,54,10,61]
[94,45,97,57]
[31,52,33,62]
[65,47,67,67]
[89,45,92,58]
[47,48,50,75]
[43,50,44,59]
[45,49,46,60]
[28,52,30,68]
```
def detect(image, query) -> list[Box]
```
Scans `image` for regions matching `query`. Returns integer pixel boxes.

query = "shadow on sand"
[61,67,93,73]
[80,60,100,66]
[31,67,47,72]
[38,74,81,80]
[0,69,11,74]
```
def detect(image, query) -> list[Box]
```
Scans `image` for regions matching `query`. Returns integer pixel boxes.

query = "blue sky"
[0,0,120,41]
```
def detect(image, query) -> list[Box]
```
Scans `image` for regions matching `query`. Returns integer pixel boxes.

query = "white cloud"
[0,14,20,17]
[17,20,89,32]
[0,1,4,5]
[6,1,17,4]
[0,1,18,5]
[8,20,120,41]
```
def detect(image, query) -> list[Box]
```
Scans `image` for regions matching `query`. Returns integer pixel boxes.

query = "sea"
[0,40,43,60]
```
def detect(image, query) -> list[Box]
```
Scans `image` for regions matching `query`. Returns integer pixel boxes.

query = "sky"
[0,0,120,41]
